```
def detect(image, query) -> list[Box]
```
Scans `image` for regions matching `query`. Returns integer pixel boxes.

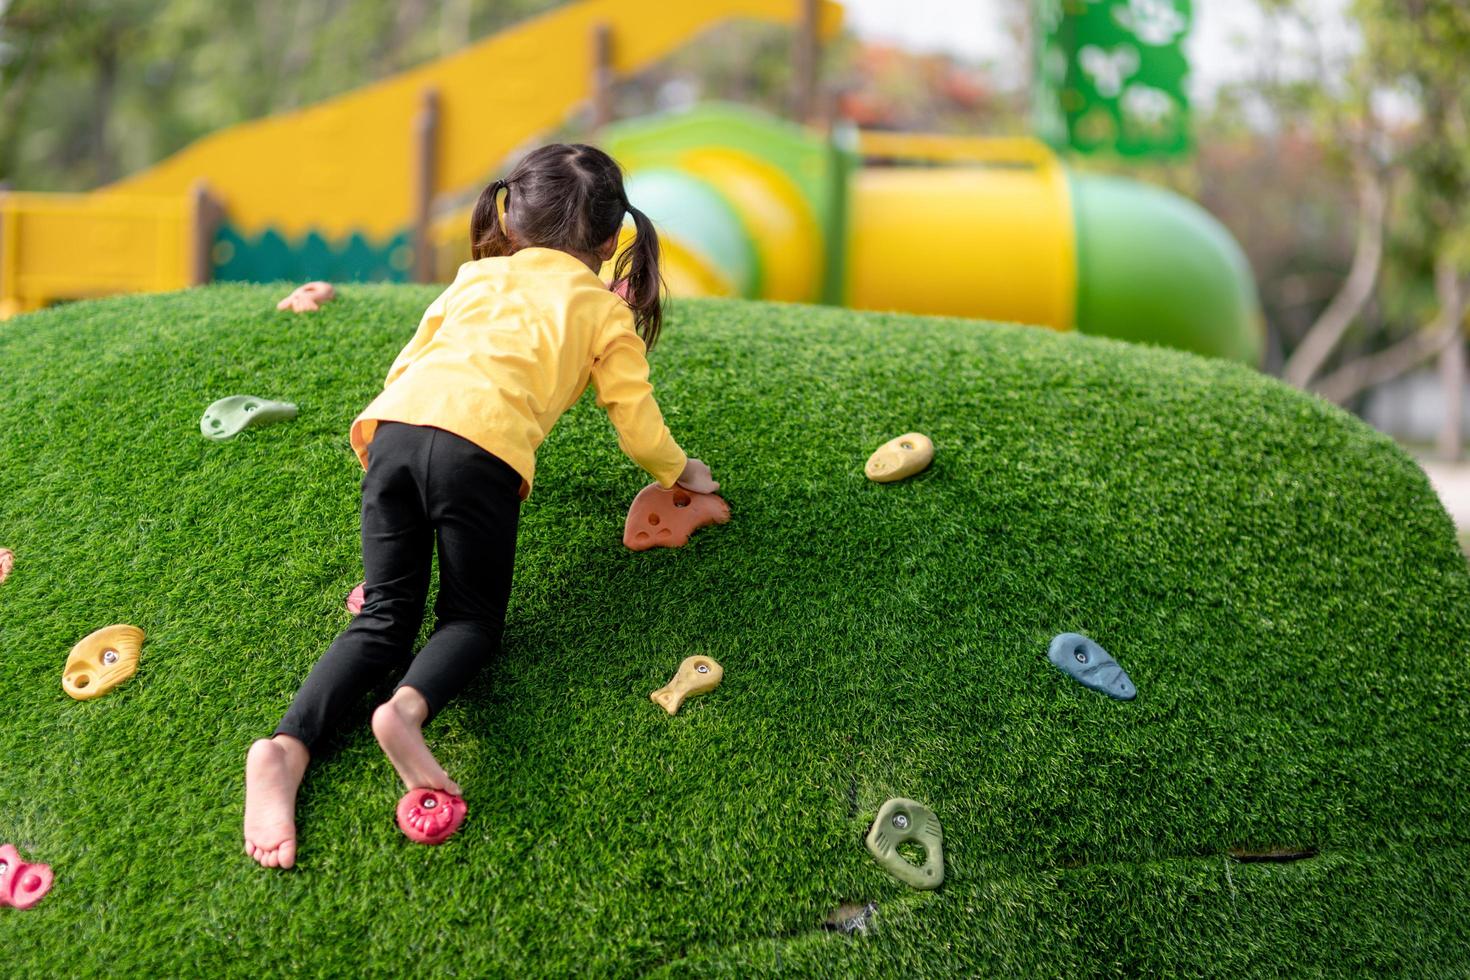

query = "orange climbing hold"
[623,484,730,552]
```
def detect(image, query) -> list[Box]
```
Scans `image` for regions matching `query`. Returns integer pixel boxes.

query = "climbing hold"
[865,432,934,483]
[200,395,298,440]
[823,901,878,935]
[0,843,54,910]
[62,624,144,700]
[276,281,336,313]
[650,655,723,715]
[1048,632,1136,700]
[396,788,467,845]
[623,484,730,552]
[0,547,12,585]
[345,582,365,615]
[865,798,944,890]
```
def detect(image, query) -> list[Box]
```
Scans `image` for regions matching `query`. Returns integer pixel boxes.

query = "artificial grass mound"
[2,285,1468,976]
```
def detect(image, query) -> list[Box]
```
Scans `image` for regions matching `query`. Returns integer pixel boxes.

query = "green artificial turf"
[2,285,1468,976]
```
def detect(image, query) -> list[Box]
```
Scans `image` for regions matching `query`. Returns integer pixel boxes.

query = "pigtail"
[613,204,664,349]
[470,180,512,259]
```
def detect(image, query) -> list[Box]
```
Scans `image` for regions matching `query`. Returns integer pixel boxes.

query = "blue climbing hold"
[1048,633,1136,700]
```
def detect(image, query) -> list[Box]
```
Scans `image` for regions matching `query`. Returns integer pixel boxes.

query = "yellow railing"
[0,186,213,319]
[855,131,1059,169]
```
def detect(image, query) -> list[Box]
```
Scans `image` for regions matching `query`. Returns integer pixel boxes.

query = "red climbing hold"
[396,789,467,845]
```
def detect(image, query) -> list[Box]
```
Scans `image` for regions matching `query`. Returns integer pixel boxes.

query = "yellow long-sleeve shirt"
[349,247,687,499]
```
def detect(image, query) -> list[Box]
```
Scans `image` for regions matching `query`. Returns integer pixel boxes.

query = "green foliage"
[2,286,1468,974]
[1356,0,1470,266]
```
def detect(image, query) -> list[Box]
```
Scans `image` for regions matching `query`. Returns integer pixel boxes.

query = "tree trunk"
[1438,260,1467,460]
[1282,161,1388,389]
[1311,256,1466,407]
[90,29,119,185]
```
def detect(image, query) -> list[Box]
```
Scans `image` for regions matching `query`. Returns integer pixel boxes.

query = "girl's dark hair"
[469,143,665,348]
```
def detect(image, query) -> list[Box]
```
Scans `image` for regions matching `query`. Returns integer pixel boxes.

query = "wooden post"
[590,22,614,132]
[412,88,440,284]
[1437,260,1466,462]
[791,0,820,125]
[188,180,222,286]
[1440,331,1465,462]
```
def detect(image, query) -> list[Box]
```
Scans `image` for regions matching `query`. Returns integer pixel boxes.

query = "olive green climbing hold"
[865,797,944,890]
[200,395,298,440]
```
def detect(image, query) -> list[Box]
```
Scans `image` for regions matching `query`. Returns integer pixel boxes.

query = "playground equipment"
[0,0,1261,364]
[0,844,54,910]
[396,789,468,845]
[0,0,839,317]
[200,396,299,441]
[865,432,934,483]
[650,655,725,715]
[1047,632,1137,701]
[276,281,336,313]
[62,624,144,701]
[598,106,1260,362]
[624,484,731,551]
[865,798,944,890]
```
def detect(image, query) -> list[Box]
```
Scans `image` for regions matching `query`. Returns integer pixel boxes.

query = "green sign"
[1033,0,1193,158]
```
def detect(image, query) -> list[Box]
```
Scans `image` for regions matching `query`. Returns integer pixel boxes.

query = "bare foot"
[372,688,461,796]
[243,735,309,869]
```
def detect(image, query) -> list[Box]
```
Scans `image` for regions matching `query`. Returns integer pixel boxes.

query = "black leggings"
[274,422,521,750]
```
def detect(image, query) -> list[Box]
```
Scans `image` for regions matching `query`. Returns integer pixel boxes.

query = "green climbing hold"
[200,395,298,440]
[865,797,944,890]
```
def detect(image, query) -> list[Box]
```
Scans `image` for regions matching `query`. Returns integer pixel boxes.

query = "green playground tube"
[605,105,1263,365]
[1070,173,1263,363]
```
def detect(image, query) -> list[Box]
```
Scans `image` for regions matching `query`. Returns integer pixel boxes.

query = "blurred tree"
[0,0,558,191]
[1258,0,1470,437]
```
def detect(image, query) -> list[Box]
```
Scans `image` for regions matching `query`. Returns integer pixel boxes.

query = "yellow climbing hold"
[62,624,144,700]
[650,655,723,715]
[865,432,934,483]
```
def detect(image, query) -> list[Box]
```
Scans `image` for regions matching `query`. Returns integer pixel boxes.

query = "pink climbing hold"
[346,582,365,615]
[0,548,12,585]
[396,789,467,845]
[0,843,53,910]
[276,281,336,313]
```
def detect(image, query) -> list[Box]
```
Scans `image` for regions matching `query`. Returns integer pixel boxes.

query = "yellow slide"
[0,0,840,316]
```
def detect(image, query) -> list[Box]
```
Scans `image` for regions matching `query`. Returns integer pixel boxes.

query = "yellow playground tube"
[600,106,1261,362]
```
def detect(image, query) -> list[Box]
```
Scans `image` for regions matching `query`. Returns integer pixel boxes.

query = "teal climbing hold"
[865,797,944,890]
[1048,632,1136,700]
[200,395,298,440]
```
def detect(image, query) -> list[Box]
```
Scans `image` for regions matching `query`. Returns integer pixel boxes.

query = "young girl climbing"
[243,143,717,869]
